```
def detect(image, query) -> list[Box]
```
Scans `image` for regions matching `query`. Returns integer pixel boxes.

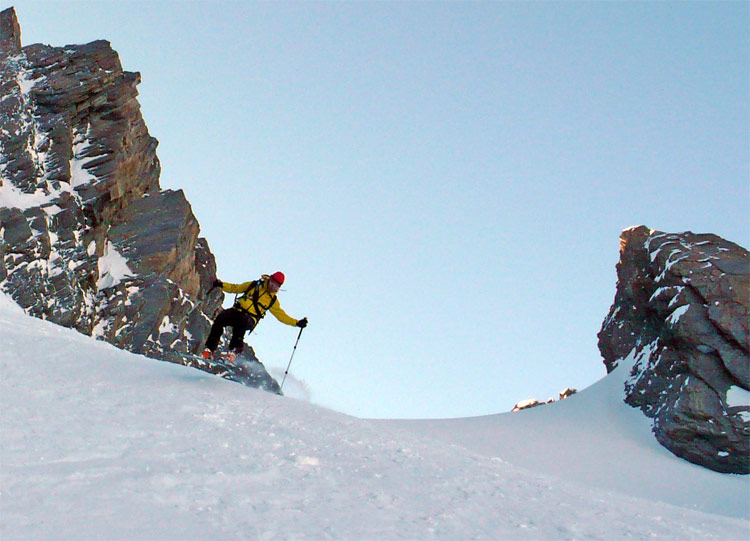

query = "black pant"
[204,307,256,353]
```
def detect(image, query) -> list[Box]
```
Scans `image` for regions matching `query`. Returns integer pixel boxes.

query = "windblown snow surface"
[1,294,748,540]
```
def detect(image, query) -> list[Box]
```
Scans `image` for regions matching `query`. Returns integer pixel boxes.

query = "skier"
[202,271,307,362]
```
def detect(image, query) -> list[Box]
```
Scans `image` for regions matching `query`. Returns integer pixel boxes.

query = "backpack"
[234,277,277,320]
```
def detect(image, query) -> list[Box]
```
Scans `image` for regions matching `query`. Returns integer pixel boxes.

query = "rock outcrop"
[598,226,749,474]
[0,8,279,393]
[511,388,578,412]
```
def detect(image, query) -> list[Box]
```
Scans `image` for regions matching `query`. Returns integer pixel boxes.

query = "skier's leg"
[204,308,234,352]
[228,312,255,354]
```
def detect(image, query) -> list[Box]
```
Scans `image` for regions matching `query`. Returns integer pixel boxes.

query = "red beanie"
[270,271,285,285]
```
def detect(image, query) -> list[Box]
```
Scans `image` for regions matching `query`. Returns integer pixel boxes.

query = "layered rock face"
[0,8,279,393]
[598,226,749,474]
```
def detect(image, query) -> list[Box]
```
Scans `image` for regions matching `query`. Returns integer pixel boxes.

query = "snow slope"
[1,293,748,540]
[382,350,750,520]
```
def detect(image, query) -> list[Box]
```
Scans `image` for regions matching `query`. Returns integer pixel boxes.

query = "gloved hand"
[212,279,223,289]
[296,317,308,328]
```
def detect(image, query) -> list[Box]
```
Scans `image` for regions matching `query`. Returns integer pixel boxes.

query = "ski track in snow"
[1,295,748,540]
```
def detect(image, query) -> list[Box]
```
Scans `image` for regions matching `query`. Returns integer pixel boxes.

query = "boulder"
[598,226,749,473]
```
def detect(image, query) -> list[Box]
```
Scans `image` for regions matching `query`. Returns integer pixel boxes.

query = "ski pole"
[280,327,304,392]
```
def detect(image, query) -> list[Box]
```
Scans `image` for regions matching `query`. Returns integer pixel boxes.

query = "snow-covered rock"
[0,8,278,391]
[598,225,749,473]
[0,7,218,359]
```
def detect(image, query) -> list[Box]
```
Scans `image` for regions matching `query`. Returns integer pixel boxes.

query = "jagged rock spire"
[0,7,22,57]
[0,7,280,394]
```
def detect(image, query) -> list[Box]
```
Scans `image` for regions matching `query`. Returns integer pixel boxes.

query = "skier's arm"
[269,300,299,327]
[219,281,253,295]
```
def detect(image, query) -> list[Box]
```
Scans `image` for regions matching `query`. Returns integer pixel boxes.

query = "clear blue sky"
[11,1,749,418]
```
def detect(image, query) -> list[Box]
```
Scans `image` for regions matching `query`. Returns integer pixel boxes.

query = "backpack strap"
[251,281,278,317]
[233,281,256,312]
[234,279,277,321]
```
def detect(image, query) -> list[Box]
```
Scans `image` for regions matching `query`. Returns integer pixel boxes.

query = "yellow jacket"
[221,276,298,326]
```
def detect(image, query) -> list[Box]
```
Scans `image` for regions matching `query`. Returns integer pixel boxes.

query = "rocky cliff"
[598,226,749,474]
[0,8,279,393]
